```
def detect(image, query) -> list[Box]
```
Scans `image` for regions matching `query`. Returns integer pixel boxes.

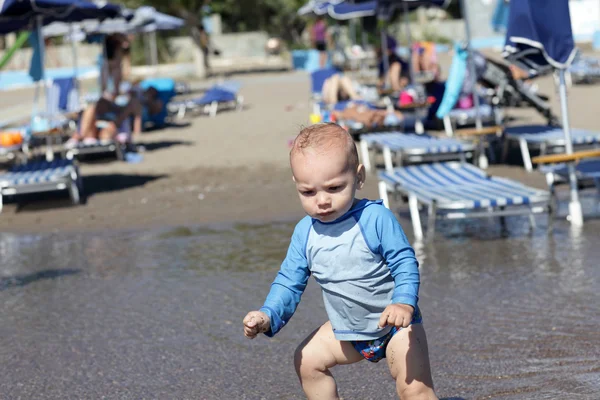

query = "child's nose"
[316,192,331,207]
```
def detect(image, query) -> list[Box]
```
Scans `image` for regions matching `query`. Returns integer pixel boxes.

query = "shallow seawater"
[0,215,599,399]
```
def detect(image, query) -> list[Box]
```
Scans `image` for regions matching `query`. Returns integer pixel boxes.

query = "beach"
[1,62,600,399]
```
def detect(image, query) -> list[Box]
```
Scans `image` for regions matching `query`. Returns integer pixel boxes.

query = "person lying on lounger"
[332,104,404,128]
[322,73,362,105]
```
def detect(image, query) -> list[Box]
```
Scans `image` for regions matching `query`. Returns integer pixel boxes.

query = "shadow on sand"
[0,269,81,291]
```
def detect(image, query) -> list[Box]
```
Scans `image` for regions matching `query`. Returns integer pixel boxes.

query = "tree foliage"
[115,0,309,43]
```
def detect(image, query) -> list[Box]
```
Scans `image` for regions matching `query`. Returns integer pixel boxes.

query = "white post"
[558,69,583,226]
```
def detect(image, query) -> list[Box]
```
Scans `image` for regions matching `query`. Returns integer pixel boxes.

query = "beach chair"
[168,81,243,119]
[436,45,502,136]
[475,53,559,125]
[359,132,475,173]
[533,150,600,218]
[0,158,83,213]
[503,125,600,172]
[45,77,81,117]
[378,162,551,239]
[569,55,600,84]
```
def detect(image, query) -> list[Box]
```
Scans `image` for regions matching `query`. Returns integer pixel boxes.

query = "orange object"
[0,131,23,147]
[0,133,12,147]
[10,132,23,145]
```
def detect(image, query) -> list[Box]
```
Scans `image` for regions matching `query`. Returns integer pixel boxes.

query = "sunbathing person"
[332,104,404,128]
[67,87,163,145]
[322,73,362,105]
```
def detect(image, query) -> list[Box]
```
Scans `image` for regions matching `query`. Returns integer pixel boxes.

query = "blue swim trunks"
[350,307,422,363]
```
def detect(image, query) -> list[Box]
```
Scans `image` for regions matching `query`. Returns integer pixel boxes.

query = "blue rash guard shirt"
[260,199,420,341]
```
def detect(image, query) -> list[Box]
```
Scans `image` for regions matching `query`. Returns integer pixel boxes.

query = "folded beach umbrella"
[298,0,344,16]
[504,0,583,225]
[328,1,377,20]
[137,10,184,33]
[0,0,121,34]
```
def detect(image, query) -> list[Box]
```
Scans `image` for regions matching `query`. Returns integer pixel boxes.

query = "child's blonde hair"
[290,123,359,171]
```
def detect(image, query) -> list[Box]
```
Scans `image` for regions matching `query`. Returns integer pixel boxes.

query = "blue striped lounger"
[168,82,243,119]
[540,159,600,209]
[359,132,475,172]
[504,125,600,172]
[378,162,551,239]
[444,103,499,136]
[0,159,82,212]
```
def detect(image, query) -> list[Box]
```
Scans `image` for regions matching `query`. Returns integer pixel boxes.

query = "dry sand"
[1,54,597,234]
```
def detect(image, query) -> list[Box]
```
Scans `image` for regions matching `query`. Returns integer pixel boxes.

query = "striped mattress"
[379,162,549,210]
[0,159,74,187]
[540,159,600,180]
[504,125,600,145]
[362,133,475,155]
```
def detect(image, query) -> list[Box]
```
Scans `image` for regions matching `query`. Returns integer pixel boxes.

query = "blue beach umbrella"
[503,0,583,226]
[0,0,121,34]
[328,1,377,20]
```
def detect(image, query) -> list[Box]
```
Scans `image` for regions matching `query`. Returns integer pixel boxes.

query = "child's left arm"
[365,207,420,328]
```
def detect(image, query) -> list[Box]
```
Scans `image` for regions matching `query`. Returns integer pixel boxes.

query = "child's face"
[291,147,365,223]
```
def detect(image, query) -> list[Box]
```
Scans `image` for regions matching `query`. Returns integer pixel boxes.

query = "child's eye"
[328,186,342,192]
[301,190,315,196]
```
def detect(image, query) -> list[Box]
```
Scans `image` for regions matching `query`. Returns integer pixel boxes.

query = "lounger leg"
[360,139,372,173]
[443,115,453,137]
[519,138,533,172]
[383,146,394,173]
[415,119,425,135]
[501,139,510,163]
[177,104,186,119]
[210,101,218,117]
[408,194,424,240]
[477,139,489,169]
[378,180,390,209]
[426,202,437,239]
[0,192,3,214]
[237,95,244,112]
[528,212,537,232]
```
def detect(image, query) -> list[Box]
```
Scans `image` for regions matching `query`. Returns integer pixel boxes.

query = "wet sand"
[1,56,600,399]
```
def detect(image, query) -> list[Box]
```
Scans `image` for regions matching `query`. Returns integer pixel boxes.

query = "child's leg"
[385,324,437,400]
[294,321,363,400]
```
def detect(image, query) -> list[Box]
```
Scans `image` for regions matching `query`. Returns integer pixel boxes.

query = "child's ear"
[292,175,296,183]
[356,164,366,190]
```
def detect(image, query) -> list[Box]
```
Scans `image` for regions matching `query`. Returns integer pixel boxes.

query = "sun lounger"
[378,162,551,239]
[569,56,600,84]
[359,132,475,173]
[168,81,243,119]
[503,124,600,172]
[539,158,600,211]
[65,135,125,161]
[0,158,82,212]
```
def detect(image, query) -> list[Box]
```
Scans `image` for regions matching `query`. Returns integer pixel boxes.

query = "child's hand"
[243,311,270,339]
[378,304,414,329]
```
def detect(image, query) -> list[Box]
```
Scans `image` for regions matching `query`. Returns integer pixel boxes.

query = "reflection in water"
[0,218,599,399]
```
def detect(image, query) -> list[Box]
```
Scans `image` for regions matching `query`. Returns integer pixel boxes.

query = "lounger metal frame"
[378,162,552,239]
[503,126,600,172]
[359,132,475,173]
[0,159,83,213]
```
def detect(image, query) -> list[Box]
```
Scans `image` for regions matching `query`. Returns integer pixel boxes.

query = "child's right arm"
[243,218,312,338]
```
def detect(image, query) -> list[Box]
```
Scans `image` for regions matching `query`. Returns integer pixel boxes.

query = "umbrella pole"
[459,0,482,130]
[402,0,414,85]
[558,69,583,226]
[32,15,46,121]
[69,24,80,99]
[150,31,159,67]
[380,26,390,89]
